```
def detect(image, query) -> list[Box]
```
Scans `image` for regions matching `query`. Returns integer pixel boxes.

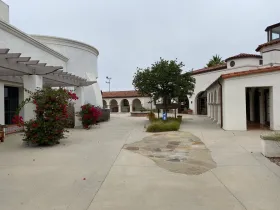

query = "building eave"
[31,35,99,56]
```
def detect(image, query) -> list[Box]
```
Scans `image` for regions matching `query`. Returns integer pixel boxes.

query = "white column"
[207,104,210,117]
[213,105,217,122]
[74,87,85,127]
[209,105,212,118]
[118,105,121,113]
[259,89,265,125]
[23,75,43,121]
[130,104,133,112]
[0,83,4,125]
[249,89,255,122]
[212,104,215,120]
[18,87,24,118]
[217,105,221,125]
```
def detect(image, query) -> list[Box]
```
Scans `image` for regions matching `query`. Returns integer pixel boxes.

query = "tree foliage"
[132,58,195,109]
[206,54,225,67]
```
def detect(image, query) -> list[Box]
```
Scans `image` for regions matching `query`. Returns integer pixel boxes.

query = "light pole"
[106,76,112,92]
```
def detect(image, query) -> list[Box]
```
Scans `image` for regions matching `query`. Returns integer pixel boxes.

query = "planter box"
[131,111,150,117]
[261,138,280,157]
[98,109,111,122]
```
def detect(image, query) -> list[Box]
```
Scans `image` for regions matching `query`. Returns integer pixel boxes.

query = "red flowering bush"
[13,87,78,146]
[79,103,102,129]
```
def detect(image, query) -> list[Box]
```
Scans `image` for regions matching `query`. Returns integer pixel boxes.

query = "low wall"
[131,111,149,117]
[98,109,110,122]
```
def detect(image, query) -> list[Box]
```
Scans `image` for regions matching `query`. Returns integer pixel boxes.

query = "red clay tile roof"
[256,39,280,52]
[225,53,262,62]
[191,64,227,75]
[221,65,280,79]
[102,90,144,98]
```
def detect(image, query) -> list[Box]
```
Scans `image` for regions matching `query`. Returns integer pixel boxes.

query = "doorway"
[246,87,270,130]
[4,86,19,125]
[196,91,207,115]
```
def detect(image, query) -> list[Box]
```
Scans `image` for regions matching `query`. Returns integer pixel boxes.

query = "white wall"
[222,72,280,131]
[0,26,67,69]
[260,43,280,65]
[0,0,9,23]
[31,35,102,107]
[226,58,261,69]
[103,97,153,110]
[190,62,260,114]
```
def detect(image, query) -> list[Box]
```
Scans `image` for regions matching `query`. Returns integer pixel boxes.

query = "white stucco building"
[102,91,154,113]
[0,1,102,133]
[190,22,280,131]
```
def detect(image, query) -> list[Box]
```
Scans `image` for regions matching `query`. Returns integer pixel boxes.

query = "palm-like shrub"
[206,55,225,67]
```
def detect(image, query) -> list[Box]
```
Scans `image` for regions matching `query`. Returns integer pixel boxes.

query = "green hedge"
[146,120,181,132]
[98,109,110,122]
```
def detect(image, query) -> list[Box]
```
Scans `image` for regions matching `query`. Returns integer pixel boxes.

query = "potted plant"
[260,132,280,157]
[177,115,182,122]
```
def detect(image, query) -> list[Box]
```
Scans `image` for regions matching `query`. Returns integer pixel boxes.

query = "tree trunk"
[163,96,168,118]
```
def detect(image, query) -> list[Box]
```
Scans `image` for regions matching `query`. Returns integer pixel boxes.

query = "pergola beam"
[0,53,21,59]
[8,57,31,63]
[0,49,9,54]
[0,48,95,87]
[24,60,39,65]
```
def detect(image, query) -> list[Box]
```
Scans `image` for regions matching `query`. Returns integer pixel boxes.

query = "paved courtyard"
[1,114,280,210]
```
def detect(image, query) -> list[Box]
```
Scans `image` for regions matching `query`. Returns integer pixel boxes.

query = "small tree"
[206,54,225,67]
[79,103,102,129]
[132,58,195,115]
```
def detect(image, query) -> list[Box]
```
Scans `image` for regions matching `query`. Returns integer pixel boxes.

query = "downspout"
[218,80,223,128]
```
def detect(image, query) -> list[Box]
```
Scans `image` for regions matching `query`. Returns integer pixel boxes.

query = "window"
[259,60,263,65]
[230,61,235,67]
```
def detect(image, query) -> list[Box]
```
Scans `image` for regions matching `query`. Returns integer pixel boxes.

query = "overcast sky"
[4,0,280,91]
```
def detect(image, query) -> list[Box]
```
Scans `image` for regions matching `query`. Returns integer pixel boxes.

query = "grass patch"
[261,133,280,141]
[146,118,181,133]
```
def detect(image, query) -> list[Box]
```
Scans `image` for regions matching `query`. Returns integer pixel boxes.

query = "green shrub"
[261,133,280,141]
[146,120,181,132]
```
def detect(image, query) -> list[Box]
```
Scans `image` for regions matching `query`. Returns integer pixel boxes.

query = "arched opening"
[103,100,108,109]
[196,91,207,115]
[110,99,118,112]
[132,99,142,111]
[121,99,130,112]
[178,97,189,113]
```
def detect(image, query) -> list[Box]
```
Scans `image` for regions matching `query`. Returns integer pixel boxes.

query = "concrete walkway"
[1,114,280,210]
[88,115,280,210]
[0,115,143,210]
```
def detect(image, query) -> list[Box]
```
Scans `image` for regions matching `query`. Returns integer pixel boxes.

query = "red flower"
[12,115,24,126]
[32,123,38,128]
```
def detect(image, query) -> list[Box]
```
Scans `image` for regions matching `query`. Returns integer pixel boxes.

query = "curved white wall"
[31,35,103,107]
